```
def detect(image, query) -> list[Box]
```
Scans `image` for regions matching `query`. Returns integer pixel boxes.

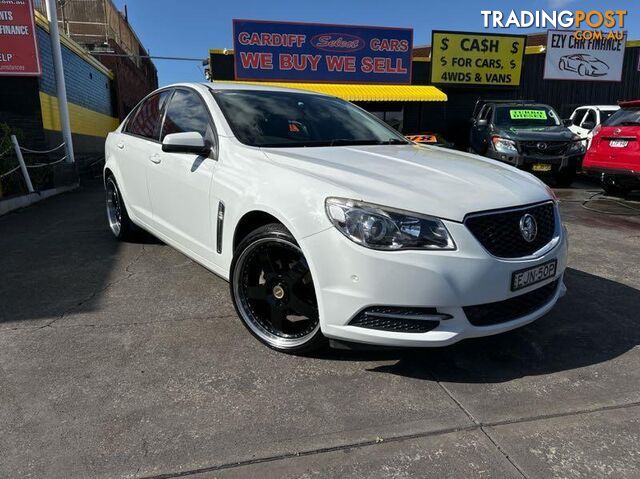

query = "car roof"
[153,81,332,98]
[574,105,620,110]
[490,102,551,108]
[203,81,329,96]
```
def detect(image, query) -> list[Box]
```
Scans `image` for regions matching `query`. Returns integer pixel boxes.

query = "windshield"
[212,90,409,148]
[603,107,640,127]
[494,106,561,128]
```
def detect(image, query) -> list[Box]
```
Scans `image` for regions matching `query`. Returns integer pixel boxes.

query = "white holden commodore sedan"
[104,82,568,354]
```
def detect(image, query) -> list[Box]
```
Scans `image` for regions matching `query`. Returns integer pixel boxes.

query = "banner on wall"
[544,30,626,82]
[232,19,413,84]
[430,31,525,86]
[0,0,41,76]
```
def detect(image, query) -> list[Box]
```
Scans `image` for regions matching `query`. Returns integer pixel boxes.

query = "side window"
[477,105,487,120]
[125,91,171,140]
[483,106,493,122]
[161,89,215,146]
[571,108,586,126]
[582,109,597,127]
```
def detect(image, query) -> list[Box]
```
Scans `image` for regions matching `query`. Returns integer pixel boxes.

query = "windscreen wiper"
[329,139,383,146]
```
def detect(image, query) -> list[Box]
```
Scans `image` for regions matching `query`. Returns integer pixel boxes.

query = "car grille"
[464,202,556,258]
[520,141,570,156]
[464,279,559,326]
[349,306,442,333]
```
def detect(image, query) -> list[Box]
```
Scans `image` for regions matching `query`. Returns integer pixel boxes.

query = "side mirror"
[581,121,596,130]
[477,119,488,127]
[162,132,211,156]
[562,119,573,127]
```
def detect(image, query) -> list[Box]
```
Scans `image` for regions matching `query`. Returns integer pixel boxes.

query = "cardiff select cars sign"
[431,31,525,86]
[0,0,41,76]
[232,19,413,84]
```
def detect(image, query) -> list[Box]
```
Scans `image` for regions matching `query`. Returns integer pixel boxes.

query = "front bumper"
[487,150,583,171]
[300,218,568,347]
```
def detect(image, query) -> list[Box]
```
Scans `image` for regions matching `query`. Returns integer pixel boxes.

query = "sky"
[112,0,639,86]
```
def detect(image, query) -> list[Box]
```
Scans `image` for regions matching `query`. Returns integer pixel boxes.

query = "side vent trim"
[216,201,225,254]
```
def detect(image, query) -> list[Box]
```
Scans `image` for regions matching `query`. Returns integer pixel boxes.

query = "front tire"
[105,175,136,241]
[230,223,327,354]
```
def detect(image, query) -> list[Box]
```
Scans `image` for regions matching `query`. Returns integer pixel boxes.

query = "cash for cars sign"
[233,20,413,84]
[0,0,41,76]
[544,30,626,82]
[431,31,525,86]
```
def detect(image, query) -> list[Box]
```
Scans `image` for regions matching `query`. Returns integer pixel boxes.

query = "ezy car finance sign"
[544,30,626,82]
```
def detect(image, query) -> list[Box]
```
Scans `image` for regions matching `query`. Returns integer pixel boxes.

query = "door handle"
[116,142,124,149]
[149,153,161,164]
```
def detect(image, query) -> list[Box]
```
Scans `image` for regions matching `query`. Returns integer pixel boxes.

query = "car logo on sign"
[310,33,365,52]
[519,214,537,243]
[536,142,547,150]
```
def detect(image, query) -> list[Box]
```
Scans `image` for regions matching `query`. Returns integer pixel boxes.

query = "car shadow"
[0,182,161,325]
[319,268,640,384]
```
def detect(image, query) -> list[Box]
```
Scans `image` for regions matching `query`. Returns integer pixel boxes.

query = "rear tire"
[230,223,327,355]
[602,182,629,198]
[105,175,137,241]
[578,64,586,77]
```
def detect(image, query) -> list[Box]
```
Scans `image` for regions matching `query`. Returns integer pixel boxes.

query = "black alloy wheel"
[230,223,326,354]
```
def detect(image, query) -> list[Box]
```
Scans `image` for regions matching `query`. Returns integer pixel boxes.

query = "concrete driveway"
[1,181,639,478]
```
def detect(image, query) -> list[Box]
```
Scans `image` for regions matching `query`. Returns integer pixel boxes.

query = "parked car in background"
[104,83,567,354]
[470,100,585,186]
[558,54,610,77]
[405,132,455,149]
[568,105,619,149]
[583,100,640,197]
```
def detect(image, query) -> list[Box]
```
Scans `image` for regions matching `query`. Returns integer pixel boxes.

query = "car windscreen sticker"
[509,109,548,120]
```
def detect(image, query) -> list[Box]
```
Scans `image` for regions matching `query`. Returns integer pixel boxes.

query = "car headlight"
[492,136,518,154]
[325,198,456,251]
[568,140,586,154]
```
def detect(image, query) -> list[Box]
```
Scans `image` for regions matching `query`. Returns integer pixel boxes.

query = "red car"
[583,100,640,196]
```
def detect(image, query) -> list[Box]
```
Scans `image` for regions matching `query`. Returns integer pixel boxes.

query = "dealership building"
[208,23,640,148]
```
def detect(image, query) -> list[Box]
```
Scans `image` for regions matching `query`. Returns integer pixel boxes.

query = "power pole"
[45,0,75,164]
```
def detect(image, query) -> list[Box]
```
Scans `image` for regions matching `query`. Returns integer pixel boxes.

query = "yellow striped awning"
[227,81,447,102]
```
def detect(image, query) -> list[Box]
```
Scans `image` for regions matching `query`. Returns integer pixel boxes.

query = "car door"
[116,90,172,226]
[147,87,219,260]
[580,109,598,148]
[569,108,588,139]
[567,55,580,71]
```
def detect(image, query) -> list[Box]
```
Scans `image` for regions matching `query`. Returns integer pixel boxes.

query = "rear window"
[603,107,640,127]
[600,110,617,123]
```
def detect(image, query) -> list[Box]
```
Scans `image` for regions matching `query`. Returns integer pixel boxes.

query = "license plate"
[532,163,552,172]
[609,140,628,148]
[511,259,557,291]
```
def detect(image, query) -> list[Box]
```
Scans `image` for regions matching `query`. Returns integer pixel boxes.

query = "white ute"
[104,82,568,353]
[568,104,620,149]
